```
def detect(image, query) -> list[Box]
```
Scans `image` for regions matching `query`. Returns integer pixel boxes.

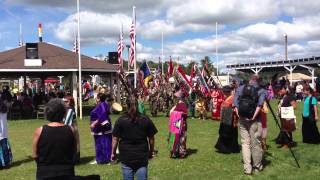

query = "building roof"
[0,42,118,72]
[226,56,320,73]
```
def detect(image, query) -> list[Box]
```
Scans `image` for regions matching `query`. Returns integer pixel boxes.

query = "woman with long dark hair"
[302,86,320,144]
[112,94,158,180]
[90,93,113,164]
[276,86,297,147]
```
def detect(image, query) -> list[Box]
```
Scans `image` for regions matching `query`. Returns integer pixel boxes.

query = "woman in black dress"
[302,86,320,144]
[276,87,297,147]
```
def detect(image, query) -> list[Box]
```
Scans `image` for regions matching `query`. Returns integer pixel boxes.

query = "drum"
[112,102,123,113]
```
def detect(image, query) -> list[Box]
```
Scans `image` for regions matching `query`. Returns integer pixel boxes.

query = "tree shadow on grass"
[9,156,34,168]
[77,156,95,165]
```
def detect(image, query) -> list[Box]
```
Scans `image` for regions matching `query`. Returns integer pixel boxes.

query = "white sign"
[24,59,42,66]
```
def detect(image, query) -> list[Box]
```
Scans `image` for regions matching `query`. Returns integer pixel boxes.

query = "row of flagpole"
[76,1,218,119]
[117,6,137,88]
[16,0,218,121]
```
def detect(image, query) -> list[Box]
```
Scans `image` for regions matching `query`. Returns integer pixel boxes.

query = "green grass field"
[2,101,320,179]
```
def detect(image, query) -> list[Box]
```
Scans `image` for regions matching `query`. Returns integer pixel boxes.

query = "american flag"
[117,25,124,64]
[129,7,136,68]
[18,40,23,47]
[73,36,78,53]
[156,57,161,75]
[19,23,23,47]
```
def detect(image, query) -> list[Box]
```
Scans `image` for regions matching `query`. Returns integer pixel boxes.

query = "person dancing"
[276,87,297,148]
[112,93,157,180]
[215,85,240,153]
[168,90,188,158]
[90,93,113,164]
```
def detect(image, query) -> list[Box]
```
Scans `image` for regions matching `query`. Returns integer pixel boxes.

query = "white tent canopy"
[280,73,313,82]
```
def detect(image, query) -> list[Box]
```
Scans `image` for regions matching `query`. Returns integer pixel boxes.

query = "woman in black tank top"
[32,99,76,180]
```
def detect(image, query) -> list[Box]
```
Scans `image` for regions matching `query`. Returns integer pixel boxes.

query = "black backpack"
[238,85,258,119]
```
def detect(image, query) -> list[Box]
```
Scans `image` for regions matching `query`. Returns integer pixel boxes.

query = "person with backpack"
[233,75,267,175]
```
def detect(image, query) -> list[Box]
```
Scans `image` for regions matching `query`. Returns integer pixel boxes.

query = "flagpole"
[19,23,22,46]
[161,31,164,75]
[216,22,219,76]
[77,0,83,120]
[133,6,137,88]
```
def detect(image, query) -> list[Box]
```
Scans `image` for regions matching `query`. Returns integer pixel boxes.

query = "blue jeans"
[121,163,148,180]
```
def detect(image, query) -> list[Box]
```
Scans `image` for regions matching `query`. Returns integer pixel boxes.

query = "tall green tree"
[185,61,196,75]
[200,56,217,76]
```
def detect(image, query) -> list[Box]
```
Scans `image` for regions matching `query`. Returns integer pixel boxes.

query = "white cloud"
[5,0,320,68]
[140,20,184,40]
[136,42,158,60]
[55,11,131,46]
[5,0,165,16]
[281,0,320,17]
[167,0,280,25]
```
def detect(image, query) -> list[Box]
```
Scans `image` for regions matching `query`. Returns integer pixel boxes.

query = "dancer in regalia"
[215,85,240,153]
[90,93,113,164]
[168,89,188,158]
[276,87,297,148]
[211,86,224,120]
[196,94,207,120]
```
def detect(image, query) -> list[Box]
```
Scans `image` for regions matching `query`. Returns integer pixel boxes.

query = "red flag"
[177,65,192,88]
[129,7,136,68]
[189,64,195,83]
[168,56,174,77]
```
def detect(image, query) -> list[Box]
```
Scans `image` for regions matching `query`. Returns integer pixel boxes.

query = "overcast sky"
[1,0,320,71]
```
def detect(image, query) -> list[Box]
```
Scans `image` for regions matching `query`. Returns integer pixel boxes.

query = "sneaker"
[89,160,97,165]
